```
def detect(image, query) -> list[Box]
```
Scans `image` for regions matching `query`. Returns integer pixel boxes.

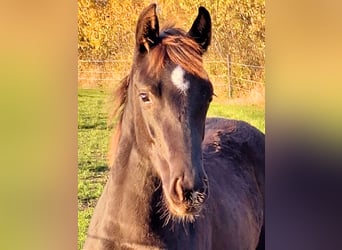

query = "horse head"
[125,4,213,222]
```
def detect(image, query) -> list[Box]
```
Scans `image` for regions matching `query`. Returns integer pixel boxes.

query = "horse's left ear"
[135,4,159,53]
[188,6,212,53]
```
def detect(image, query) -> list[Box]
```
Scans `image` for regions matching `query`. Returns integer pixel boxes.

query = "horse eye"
[203,93,213,103]
[139,92,151,103]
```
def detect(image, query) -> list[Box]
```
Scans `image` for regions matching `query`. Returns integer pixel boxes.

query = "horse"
[83,4,264,250]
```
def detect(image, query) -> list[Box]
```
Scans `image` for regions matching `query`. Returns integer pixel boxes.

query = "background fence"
[78,56,264,101]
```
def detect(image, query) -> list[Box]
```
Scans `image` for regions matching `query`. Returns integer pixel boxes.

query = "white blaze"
[171,65,189,94]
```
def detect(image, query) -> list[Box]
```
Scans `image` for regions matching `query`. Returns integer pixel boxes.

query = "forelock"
[144,25,208,80]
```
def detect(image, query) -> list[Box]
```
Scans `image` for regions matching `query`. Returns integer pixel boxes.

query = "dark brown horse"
[83,4,264,250]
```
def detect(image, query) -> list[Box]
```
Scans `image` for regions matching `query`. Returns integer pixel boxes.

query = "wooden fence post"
[227,54,232,99]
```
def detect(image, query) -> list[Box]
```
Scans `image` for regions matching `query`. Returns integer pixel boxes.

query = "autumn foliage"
[78,0,265,100]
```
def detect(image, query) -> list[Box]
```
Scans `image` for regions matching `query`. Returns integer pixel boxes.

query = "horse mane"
[108,24,208,167]
[145,23,208,80]
[108,74,130,167]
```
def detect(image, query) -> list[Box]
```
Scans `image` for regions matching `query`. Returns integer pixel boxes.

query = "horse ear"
[135,4,159,53]
[188,6,211,52]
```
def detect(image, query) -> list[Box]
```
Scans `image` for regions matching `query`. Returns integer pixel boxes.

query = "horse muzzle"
[166,174,208,217]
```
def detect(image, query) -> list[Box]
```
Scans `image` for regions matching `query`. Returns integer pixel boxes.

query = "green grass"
[78,88,265,249]
[78,89,110,250]
[207,103,265,133]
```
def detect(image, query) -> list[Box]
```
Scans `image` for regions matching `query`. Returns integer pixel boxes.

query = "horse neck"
[103,120,162,245]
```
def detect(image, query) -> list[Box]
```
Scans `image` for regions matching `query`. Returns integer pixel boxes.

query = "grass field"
[78,88,265,249]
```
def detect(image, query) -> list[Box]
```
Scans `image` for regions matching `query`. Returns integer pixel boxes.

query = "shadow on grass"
[91,165,109,173]
[78,123,108,130]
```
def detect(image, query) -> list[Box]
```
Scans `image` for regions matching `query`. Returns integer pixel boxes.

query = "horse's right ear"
[135,4,159,53]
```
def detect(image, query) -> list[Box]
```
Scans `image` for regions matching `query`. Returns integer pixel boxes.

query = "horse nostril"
[174,177,185,202]
[171,177,208,204]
